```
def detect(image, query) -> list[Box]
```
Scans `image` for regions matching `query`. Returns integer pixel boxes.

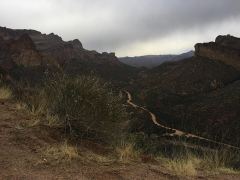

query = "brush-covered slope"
[133,35,240,146]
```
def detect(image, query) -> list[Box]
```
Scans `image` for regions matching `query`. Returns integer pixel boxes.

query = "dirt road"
[124,90,240,150]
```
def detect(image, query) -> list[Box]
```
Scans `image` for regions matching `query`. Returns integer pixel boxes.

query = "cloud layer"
[0,0,240,56]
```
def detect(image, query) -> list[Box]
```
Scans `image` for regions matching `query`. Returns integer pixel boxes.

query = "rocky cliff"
[0,26,136,82]
[0,34,42,70]
[195,35,240,70]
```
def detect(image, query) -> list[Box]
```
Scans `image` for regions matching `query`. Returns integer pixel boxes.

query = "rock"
[215,35,240,50]
[0,34,42,70]
[0,26,136,82]
[195,35,240,70]
[71,39,83,49]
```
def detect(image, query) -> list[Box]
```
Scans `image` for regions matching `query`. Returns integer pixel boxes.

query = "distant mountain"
[119,51,194,68]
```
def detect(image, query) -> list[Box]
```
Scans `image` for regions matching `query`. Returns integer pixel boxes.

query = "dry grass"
[165,156,200,177]
[16,101,44,116]
[199,150,240,175]
[15,102,42,127]
[15,102,27,110]
[44,141,79,162]
[45,113,60,127]
[80,151,113,164]
[161,150,240,177]
[28,104,45,117]
[116,142,140,163]
[15,101,60,127]
[0,86,12,100]
[217,167,239,175]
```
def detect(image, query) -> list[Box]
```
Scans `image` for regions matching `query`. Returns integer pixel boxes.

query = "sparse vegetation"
[18,74,130,143]
[0,86,12,100]
[161,149,240,177]
[10,73,240,178]
[80,150,113,164]
[199,149,240,174]
[1,25,240,179]
[45,113,61,127]
[122,133,240,177]
[115,141,140,163]
[164,156,199,177]
[44,140,79,162]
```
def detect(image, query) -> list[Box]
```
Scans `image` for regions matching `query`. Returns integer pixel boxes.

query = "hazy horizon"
[1,0,240,57]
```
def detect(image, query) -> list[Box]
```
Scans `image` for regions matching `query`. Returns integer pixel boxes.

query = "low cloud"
[0,0,240,56]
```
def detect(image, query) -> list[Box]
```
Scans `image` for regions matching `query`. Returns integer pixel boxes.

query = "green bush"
[41,74,130,143]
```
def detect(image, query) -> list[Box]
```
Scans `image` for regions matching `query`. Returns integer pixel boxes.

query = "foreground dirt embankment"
[0,100,240,179]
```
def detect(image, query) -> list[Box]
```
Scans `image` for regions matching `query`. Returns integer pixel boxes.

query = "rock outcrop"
[0,26,123,67]
[216,35,240,50]
[0,34,42,70]
[195,35,240,70]
[0,26,136,82]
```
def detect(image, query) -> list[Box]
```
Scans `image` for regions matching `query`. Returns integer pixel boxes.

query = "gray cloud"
[0,0,240,56]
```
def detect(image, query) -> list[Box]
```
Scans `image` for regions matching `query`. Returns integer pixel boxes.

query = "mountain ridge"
[119,51,194,68]
[0,26,137,83]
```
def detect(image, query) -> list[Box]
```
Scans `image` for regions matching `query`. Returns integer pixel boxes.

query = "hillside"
[0,27,137,84]
[1,99,240,179]
[119,51,194,68]
[1,27,240,179]
[132,35,240,146]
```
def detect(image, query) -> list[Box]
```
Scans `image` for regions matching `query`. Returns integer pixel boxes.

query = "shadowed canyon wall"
[195,35,240,70]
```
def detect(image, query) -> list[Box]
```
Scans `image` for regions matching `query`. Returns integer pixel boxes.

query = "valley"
[124,90,240,150]
[1,26,240,179]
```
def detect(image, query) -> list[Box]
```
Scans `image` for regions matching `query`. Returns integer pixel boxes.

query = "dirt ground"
[0,100,240,180]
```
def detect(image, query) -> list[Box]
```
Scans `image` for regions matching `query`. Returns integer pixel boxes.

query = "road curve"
[123,90,240,150]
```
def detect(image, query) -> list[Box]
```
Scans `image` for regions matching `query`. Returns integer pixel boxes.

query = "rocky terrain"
[0,27,137,83]
[132,35,240,146]
[1,27,240,146]
[195,35,240,70]
[0,34,42,69]
[1,27,240,179]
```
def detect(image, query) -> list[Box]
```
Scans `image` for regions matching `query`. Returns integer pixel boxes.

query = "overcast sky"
[0,0,240,57]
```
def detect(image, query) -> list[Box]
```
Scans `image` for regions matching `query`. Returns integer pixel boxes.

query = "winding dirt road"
[124,90,240,150]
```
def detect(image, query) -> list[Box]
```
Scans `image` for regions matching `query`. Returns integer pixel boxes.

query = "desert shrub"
[115,140,140,163]
[38,74,130,143]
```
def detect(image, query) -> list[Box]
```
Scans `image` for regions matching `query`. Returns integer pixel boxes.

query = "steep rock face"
[195,35,240,70]
[0,34,42,70]
[216,35,240,50]
[0,27,121,67]
[0,26,137,82]
[0,27,84,66]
